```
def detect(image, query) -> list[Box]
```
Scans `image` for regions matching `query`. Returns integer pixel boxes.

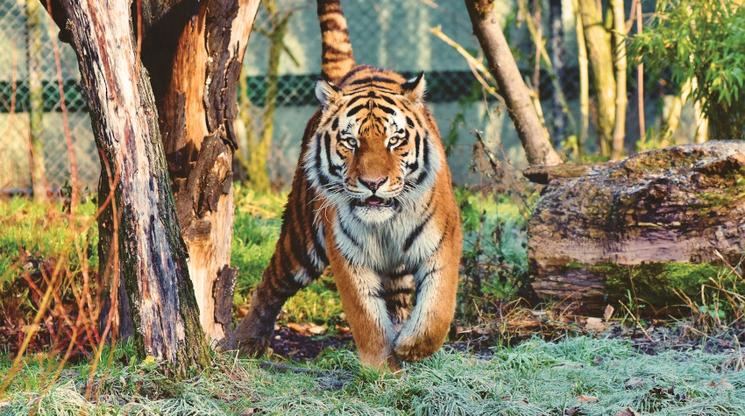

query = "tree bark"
[572,0,590,152]
[465,0,563,166]
[47,0,260,345]
[56,0,209,373]
[527,142,745,312]
[140,0,261,342]
[548,0,568,145]
[577,0,616,157]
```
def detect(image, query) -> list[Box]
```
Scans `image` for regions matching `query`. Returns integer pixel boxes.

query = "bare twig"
[429,26,502,101]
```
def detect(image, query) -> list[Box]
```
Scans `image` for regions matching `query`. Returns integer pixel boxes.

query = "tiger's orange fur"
[229,0,461,368]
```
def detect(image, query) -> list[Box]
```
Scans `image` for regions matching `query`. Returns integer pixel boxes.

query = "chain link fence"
[0,0,97,194]
[1,0,582,192]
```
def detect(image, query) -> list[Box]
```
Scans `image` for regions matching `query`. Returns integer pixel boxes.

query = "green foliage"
[231,186,343,324]
[585,261,745,321]
[231,186,285,295]
[5,337,745,415]
[457,188,528,303]
[631,0,745,139]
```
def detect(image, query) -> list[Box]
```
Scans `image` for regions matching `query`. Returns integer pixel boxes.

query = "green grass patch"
[231,186,344,324]
[3,336,745,415]
[0,198,97,286]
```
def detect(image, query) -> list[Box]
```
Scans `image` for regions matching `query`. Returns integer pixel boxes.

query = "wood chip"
[585,317,606,331]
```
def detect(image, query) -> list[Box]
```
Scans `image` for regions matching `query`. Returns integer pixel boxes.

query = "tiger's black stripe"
[337,217,361,247]
[286,203,320,278]
[403,207,435,251]
[346,104,366,116]
[415,134,430,185]
[383,287,414,298]
[415,267,443,293]
[375,103,396,115]
[311,224,329,265]
[314,133,332,186]
[324,132,343,178]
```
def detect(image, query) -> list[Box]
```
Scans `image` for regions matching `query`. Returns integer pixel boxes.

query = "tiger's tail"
[317,0,355,84]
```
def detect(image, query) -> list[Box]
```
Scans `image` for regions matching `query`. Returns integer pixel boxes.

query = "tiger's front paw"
[392,333,418,361]
[393,332,434,362]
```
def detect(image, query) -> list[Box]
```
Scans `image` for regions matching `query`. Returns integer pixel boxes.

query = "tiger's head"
[304,67,441,224]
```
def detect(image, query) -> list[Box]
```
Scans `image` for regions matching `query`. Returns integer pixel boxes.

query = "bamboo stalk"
[635,0,645,143]
[530,0,542,89]
[26,0,49,201]
[610,0,627,160]
[577,0,616,157]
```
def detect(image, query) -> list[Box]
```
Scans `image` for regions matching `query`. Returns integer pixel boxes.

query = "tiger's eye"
[341,137,357,149]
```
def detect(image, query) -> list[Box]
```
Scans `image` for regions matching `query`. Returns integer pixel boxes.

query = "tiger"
[226,0,461,369]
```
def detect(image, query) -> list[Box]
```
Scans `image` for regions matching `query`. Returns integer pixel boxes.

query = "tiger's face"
[305,71,439,224]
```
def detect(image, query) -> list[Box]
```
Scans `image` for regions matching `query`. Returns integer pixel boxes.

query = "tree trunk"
[577,0,616,157]
[610,0,627,160]
[465,0,563,166]
[526,142,745,312]
[572,0,590,152]
[56,0,209,373]
[140,0,261,342]
[47,0,260,345]
[548,0,568,145]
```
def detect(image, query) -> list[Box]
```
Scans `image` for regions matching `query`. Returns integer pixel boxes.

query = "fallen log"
[527,142,745,312]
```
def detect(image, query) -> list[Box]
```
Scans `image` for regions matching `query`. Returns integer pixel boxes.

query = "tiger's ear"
[402,72,426,104]
[315,79,341,107]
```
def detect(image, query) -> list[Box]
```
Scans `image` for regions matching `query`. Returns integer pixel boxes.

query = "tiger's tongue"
[365,196,385,206]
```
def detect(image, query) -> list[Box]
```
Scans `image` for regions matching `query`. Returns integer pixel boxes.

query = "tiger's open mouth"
[353,196,395,209]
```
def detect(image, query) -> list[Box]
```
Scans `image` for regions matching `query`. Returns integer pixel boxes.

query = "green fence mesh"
[0,0,579,191]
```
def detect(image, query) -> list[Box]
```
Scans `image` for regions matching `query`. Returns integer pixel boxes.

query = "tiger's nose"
[359,176,388,192]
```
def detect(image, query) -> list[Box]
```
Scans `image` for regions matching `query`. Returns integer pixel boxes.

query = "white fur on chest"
[331,201,442,273]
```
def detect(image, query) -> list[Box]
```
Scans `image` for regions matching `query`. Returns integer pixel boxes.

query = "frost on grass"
[4,336,745,415]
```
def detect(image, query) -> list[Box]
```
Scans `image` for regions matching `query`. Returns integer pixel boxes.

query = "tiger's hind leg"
[224,185,327,356]
[226,256,313,356]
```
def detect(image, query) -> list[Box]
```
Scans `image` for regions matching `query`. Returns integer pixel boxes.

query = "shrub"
[631,0,745,140]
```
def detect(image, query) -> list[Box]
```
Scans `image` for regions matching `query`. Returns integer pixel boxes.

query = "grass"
[2,188,745,415]
[2,336,744,415]
[0,197,97,286]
